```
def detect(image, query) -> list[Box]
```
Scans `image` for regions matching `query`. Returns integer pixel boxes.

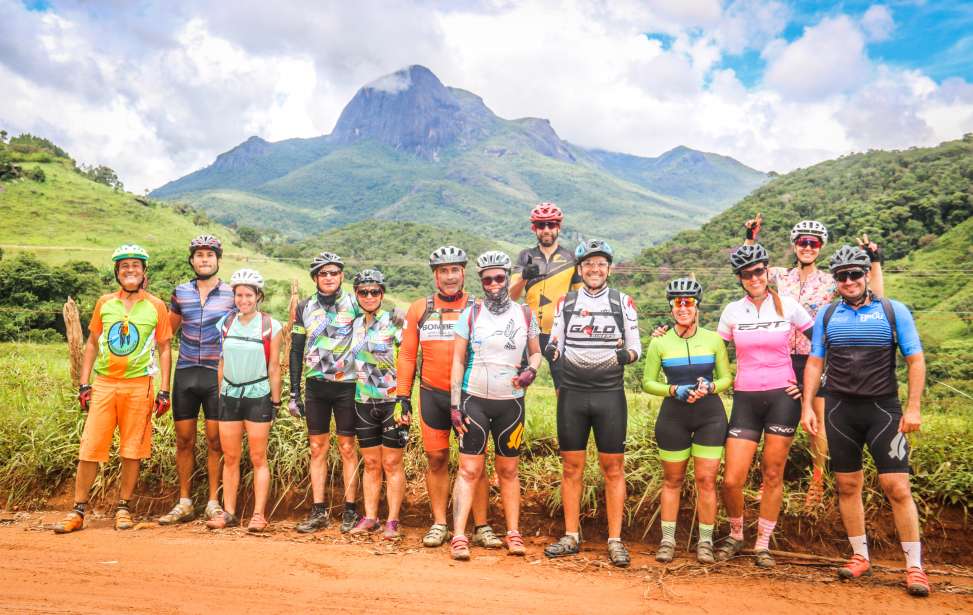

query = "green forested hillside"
[620,135,973,383]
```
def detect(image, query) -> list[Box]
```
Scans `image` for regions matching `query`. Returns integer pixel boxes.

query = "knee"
[723,473,745,492]
[175,433,195,451]
[762,465,784,488]
[457,465,483,483]
[694,473,717,493]
[308,440,328,459]
[495,464,518,482]
[338,440,357,460]
[882,480,913,505]
[249,449,267,467]
[363,455,382,474]
[836,478,862,498]
[663,474,685,490]
[562,460,584,481]
[206,435,222,453]
[601,461,624,482]
[426,451,448,473]
[382,457,402,475]
[223,450,241,465]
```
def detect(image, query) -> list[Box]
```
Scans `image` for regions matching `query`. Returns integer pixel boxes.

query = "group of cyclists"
[51,202,931,597]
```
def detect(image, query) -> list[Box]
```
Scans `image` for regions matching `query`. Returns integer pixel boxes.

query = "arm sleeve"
[548,296,566,353]
[527,310,539,339]
[453,307,471,340]
[810,309,827,358]
[622,293,641,360]
[892,301,923,357]
[289,300,307,392]
[717,306,733,342]
[395,301,422,396]
[713,335,733,393]
[641,339,669,397]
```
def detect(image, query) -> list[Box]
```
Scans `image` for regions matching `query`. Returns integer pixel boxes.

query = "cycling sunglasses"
[532,221,560,230]
[356,288,383,298]
[669,297,697,308]
[795,236,822,249]
[738,266,768,280]
[316,269,342,278]
[834,269,866,283]
[480,273,508,286]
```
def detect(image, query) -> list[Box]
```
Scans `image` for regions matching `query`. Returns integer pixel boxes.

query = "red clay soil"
[1,513,970,615]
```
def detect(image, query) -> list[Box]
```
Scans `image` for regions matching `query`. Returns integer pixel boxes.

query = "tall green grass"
[2,342,971,529]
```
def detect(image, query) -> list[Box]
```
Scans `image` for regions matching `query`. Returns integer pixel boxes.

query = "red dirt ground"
[1,512,970,615]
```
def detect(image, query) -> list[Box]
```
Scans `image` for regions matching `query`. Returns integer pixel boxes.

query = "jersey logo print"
[737,321,789,330]
[889,432,908,460]
[503,318,518,350]
[107,320,140,356]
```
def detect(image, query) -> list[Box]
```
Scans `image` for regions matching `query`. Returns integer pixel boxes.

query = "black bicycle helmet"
[352,268,386,290]
[309,251,344,278]
[730,243,769,273]
[829,245,871,272]
[666,277,702,301]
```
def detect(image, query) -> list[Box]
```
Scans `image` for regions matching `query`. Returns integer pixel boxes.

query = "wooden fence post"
[63,296,83,388]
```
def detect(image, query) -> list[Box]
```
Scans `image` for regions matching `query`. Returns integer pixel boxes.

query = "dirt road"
[1,513,970,615]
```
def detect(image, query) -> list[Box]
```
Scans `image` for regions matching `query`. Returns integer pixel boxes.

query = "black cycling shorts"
[727,388,800,442]
[556,388,627,454]
[355,401,405,449]
[305,379,356,436]
[172,366,220,421]
[654,396,728,462]
[826,396,911,474]
[791,354,826,399]
[457,393,524,457]
[219,394,275,423]
[539,333,563,390]
[419,387,453,452]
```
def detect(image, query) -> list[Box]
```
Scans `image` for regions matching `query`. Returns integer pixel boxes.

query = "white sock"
[848,535,869,560]
[902,541,922,569]
[566,531,580,542]
[207,499,219,508]
[607,537,621,544]
[179,497,192,507]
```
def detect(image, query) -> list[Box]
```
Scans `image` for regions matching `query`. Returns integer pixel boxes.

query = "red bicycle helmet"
[530,202,564,223]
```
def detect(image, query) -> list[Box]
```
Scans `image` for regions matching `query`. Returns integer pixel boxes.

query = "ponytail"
[768,287,784,318]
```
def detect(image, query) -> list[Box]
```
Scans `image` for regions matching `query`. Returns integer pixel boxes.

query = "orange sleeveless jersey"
[395,292,471,396]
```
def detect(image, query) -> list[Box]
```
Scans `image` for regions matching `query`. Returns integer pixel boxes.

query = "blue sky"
[3,0,973,192]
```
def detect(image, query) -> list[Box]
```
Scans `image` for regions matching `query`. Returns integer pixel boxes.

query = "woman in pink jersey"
[714,243,813,568]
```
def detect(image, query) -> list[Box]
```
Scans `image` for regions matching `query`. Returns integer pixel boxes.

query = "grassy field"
[3,342,971,537]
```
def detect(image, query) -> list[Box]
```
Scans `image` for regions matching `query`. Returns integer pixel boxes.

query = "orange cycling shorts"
[78,375,154,462]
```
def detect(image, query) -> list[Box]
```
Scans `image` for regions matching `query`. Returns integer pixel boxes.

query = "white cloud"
[861,5,894,42]
[763,16,871,100]
[0,0,971,194]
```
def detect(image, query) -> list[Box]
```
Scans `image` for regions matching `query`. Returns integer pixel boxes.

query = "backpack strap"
[608,288,625,337]
[561,291,578,328]
[417,295,436,329]
[220,311,238,343]
[260,312,272,368]
[821,301,841,349]
[879,298,897,350]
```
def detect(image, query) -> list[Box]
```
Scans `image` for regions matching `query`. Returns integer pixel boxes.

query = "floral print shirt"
[768,266,837,356]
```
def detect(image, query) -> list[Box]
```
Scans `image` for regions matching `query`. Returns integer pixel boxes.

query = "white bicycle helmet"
[476,250,512,273]
[790,220,828,244]
[230,268,264,290]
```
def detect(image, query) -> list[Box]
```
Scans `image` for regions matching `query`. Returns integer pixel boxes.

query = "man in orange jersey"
[396,246,502,549]
[53,245,172,533]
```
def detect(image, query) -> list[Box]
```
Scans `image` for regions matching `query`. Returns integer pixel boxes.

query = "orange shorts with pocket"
[78,375,154,462]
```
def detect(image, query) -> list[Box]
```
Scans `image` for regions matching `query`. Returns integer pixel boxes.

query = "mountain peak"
[331,65,493,158]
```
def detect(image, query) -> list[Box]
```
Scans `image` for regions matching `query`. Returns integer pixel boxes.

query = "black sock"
[312,502,326,514]
[344,501,356,513]
[117,499,130,511]
[72,502,87,517]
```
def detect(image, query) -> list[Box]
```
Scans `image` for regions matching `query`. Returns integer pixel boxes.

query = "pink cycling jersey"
[717,294,813,391]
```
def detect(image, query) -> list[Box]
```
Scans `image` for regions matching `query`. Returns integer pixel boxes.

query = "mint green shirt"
[218,313,282,399]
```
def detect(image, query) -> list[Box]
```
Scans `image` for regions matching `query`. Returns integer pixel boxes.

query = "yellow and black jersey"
[511,245,582,334]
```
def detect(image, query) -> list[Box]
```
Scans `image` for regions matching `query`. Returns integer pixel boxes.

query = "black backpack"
[560,288,626,337]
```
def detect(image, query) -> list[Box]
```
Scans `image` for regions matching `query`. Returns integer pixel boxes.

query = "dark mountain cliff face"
[331,65,493,159]
[211,136,272,170]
